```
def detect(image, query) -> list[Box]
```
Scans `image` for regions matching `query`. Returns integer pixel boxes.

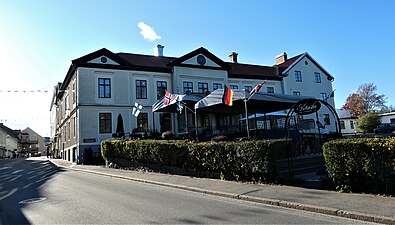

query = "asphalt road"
[0,158,376,224]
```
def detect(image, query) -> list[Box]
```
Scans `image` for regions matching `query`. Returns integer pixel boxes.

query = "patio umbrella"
[115,113,125,138]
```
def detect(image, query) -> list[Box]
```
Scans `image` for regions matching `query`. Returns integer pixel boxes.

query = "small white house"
[336,109,358,134]
[380,112,395,124]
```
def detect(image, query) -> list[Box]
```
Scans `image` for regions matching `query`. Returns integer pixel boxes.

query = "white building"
[51,46,336,163]
[336,109,358,134]
[380,112,395,124]
[0,123,20,158]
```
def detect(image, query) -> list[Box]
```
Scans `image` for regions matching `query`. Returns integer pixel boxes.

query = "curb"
[50,160,395,224]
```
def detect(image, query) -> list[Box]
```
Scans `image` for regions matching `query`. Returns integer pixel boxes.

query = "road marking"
[18,197,47,204]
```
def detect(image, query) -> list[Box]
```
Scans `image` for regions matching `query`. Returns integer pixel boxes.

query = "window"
[73,117,76,137]
[98,78,111,98]
[267,87,274,93]
[203,115,210,127]
[65,95,69,110]
[350,121,354,129]
[245,86,252,92]
[230,85,238,90]
[213,83,222,90]
[156,81,167,100]
[314,72,321,83]
[198,82,208,93]
[340,121,345,130]
[295,71,302,82]
[137,113,148,132]
[293,91,301,96]
[323,114,330,125]
[99,113,112,133]
[68,121,71,140]
[72,81,76,103]
[136,80,147,99]
[183,81,193,94]
[320,93,327,102]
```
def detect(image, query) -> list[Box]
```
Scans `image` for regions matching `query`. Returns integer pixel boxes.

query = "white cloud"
[137,22,161,41]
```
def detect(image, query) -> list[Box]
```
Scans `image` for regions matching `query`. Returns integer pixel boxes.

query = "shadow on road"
[0,158,66,225]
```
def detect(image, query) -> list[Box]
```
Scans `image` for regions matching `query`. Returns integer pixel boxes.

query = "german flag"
[222,85,234,106]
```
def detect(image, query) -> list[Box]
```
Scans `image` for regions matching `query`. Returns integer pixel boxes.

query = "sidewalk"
[49,158,395,224]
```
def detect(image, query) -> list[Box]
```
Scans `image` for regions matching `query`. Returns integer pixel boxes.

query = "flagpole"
[185,104,188,133]
[244,95,250,138]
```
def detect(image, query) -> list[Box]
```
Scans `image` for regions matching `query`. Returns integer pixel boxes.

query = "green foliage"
[357,112,381,133]
[101,139,292,182]
[323,137,395,194]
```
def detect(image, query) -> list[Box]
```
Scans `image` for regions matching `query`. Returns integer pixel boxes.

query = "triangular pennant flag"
[250,80,266,96]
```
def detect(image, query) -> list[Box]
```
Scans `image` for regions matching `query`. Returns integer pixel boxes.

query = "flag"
[222,85,234,106]
[170,94,177,102]
[177,101,184,113]
[132,102,143,117]
[163,90,171,106]
[329,90,335,98]
[249,80,266,96]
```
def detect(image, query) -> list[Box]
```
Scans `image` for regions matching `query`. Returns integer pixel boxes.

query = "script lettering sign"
[294,99,321,115]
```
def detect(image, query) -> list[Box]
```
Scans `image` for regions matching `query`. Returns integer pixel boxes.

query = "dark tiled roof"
[276,54,303,68]
[227,63,281,80]
[117,53,175,69]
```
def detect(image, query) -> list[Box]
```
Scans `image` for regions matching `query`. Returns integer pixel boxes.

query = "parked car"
[373,123,395,134]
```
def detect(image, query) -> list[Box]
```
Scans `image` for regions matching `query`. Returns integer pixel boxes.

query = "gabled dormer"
[276,52,334,81]
[167,47,231,70]
[72,48,131,67]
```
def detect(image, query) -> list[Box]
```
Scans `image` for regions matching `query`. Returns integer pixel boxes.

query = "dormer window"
[197,55,206,66]
[100,57,107,63]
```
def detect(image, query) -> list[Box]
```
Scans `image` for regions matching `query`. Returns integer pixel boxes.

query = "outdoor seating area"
[148,89,342,157]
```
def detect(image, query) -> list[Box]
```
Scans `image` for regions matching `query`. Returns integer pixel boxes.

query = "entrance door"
[160,113,171,133]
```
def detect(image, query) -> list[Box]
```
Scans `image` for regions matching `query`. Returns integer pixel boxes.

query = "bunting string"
[0,89,49,93]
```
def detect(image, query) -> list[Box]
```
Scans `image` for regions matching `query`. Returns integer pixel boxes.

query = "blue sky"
[0,0,394,136]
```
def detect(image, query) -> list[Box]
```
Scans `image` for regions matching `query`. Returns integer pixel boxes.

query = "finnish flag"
[132,102,143,117]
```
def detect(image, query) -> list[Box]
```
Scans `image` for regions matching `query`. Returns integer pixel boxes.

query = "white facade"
[281,53,336,132]
[52,47,336,163]
[0,124,20,158]
[380,112,395,124]
[336,109,358,134]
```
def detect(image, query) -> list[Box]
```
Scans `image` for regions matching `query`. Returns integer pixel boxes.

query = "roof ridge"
[227,62,275,68]
[116,52,176,59]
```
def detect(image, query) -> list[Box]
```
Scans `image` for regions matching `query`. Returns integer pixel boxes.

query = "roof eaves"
[305,53,334,81]
[281,53,307,75]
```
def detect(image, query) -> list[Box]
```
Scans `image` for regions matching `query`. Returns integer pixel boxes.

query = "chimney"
[275,52,287,65]
[155,44,164,56]
[229,52,238,63]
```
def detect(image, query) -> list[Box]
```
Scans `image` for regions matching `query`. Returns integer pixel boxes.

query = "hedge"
[101,139,292,182]
[323,137,395,194]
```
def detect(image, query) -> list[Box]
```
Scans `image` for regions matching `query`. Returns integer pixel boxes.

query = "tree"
[342,83,386,117]
[357,112,381,133]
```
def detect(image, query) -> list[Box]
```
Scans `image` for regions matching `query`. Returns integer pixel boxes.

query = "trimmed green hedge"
[323,137,395,194]
[101,139,292,182]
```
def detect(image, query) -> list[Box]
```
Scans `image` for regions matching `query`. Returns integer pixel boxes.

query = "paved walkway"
[47,158,394,224]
